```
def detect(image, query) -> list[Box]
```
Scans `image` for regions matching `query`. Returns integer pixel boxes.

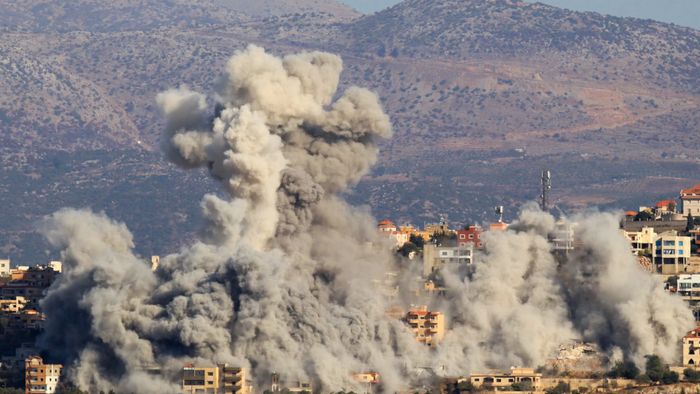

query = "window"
[468,234,474,239]
[459,234,465,239]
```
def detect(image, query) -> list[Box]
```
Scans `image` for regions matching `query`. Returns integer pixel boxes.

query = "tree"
[546,382,570,394]
[409,234,425,249]
[398,242,420,257]
[609,360,639,379]
[684,368,700,382]
[511,380,533,391]
[645,355,665,382]
[661,370,679,384]
[635,211,654,221]
[666,275,680,289]
[635,374,651,385]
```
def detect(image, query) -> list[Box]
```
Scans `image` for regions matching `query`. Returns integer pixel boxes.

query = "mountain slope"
[0,0,699,261]
[343,0,700,94]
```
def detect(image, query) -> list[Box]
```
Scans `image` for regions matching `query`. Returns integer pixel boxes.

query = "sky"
[342,0,700,30]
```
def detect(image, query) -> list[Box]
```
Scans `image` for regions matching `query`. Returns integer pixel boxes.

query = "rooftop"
[681,183,700,197]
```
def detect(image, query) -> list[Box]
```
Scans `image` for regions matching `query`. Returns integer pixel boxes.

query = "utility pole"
[540,170,552,212]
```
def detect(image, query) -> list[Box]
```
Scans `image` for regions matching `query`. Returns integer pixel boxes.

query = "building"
[399,225,431,242]
[405,306,445,346]
[10,265,59,288]
[468,367,542,390]
[218,364,252,394]
[682,184,700,216]
[182,366,220,394]
[377,220,409,247]
[551,220,578,253]
[353,372,379,385]
[655,199,677,215]
[181,365,251,394]
[150,256,160,271]
[0,296,27,313]
[425,216,452,237]
[353,372,379,393]
[0,259,9,277]
[25,356,62,394]
[653,230,692,274]
[489,221,508,232]
[683,327,700,368]
[622,227,656,255]
[456,226,482,248]
[677,275,700,297]
[422,243,473,277]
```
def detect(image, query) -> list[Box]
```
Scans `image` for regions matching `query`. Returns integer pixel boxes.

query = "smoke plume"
[38,46,694,393]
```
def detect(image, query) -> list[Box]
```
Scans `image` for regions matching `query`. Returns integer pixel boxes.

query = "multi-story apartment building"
[0,295,26,313]
[405,306,445,346]
[25,356,62,394]
[219,364,251,394]
[682,183,700,216]
[423,243,473,277]
[653,231,692,274]
[181,365,251,394]
[182,366,220,394]
[622,227,656,255]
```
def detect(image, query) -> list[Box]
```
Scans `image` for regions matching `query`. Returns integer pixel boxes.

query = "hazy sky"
[342,0,700,30]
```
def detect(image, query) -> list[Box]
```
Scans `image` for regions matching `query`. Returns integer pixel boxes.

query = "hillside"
[0,0,698,261]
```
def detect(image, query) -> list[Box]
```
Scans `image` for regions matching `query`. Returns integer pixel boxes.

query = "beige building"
[150,256,160,271]
[219,364,252,394]
[181,365,251,394]
[405,306,445,346]
[682,184,700,216]
[423,243,473,277]
[653,230,692,274]
[0,296,27,313]
[683,327,700,368]
[182,366,220,393]
[468,367,542,390]
[622,227,656,255]
[25,356,62,394]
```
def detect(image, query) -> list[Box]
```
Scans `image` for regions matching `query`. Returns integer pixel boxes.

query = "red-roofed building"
[682,183,700,216]
[684,327,700,368]
[456,225,482,248]
[655,199,677,214]
[624,211,638,217]
[377,220,397,232]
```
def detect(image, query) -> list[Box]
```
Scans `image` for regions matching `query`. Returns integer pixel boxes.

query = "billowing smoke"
[38,46,694,393]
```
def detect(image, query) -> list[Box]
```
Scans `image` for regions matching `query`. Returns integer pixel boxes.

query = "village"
[2,182,700,394]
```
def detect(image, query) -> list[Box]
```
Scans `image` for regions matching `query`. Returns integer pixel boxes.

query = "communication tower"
[540,170,552,212]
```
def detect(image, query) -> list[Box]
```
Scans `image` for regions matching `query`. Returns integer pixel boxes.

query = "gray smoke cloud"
[38,46,694,393]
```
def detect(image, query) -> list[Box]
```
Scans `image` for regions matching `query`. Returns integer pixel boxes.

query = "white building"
[653,231,692,274]
[423,243,473,277]
[48,261,62,273]
[678,275,700,298]
[551,221,579,253]
[682,183,700,216]
[0,259,9,277]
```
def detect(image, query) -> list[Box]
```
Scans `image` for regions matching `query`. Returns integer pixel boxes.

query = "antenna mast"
[540,170,552,212]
